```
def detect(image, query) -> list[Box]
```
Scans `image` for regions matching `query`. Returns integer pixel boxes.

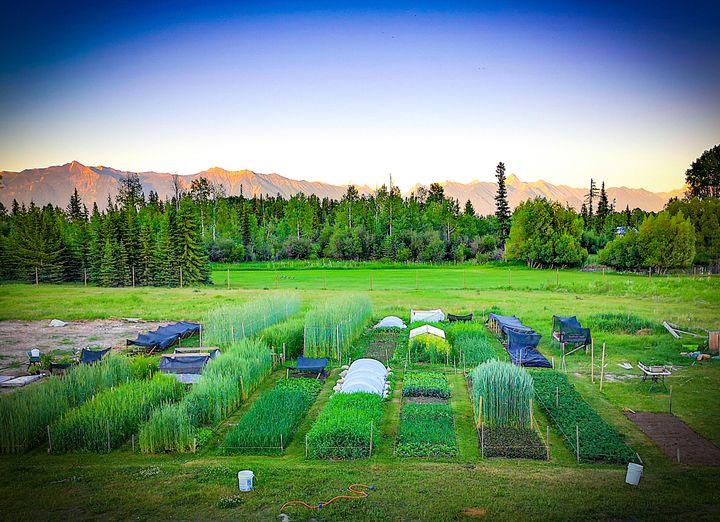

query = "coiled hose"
[280,484,374,511]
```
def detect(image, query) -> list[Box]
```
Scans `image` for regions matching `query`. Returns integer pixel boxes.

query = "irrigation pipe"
[280,484,374,511]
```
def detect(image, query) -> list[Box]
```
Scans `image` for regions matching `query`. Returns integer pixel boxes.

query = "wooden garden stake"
[241,321,246,338]
[669,385,673,413]
[477,396,484,429]
[132,434,135,453]
[551,356,555,369]
[463,270,467,289]
[600,342,606,392]
[555,386,559,408]
[193,437,197,453]
[369,421,374,457]
[280,434,284,454]
[84,268,87,287]
[305,434,308,458]
[481,422,485,459]
[35,267,39,285]
[591,339,595,383]
[416,270,419,290]
[132,265,135,287]
[546,425,550,461]
[47,425,51,453]
[240,376,245,400]
[179,267,183,288]
[227,268,230,289]
[276,271,279,289]
[529,399,534,429]
[323,271,326,290]
[369,272,373,291]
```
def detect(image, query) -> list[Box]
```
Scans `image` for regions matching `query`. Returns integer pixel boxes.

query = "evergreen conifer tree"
[494,162,511,241]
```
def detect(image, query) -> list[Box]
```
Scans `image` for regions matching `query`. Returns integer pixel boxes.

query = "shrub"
[304,295,372,359]
[408,334,452,364]
[0,355,132,453]
[403,372,450,399]
[396,403,457,457]
[470,361,533,429]
[224,378,322,455]
[204,294,300,347]
[307,392,383,459]
[50,373,183,453]
[532,370,635,463]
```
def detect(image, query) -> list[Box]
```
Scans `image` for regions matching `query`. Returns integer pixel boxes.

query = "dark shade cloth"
[127,321,201,350]
[488,313,535,335]
[448,313,473,322]
[159,354,210,375]
[506,329,552,368]
[80,348,111,364]
[296,356,328,373]
[552,315,592,345]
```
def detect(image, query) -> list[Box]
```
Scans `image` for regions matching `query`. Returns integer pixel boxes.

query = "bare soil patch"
[0,319,167,376]
[626,412,720,465]
[404,396,448,405]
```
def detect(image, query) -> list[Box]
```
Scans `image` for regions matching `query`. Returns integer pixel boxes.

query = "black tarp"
[552,315,591,345]
[127,321,201,350]
[506,329,552,368]
[448,313,473,322]
[159,354,210,375]
[489,313,535,336]
[80,348,110,364]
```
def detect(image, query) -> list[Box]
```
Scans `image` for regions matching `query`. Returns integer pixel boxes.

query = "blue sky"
[1,1,718,191]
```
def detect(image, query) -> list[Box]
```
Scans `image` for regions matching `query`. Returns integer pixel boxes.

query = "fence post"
[463,270,467,289]
[84,268,87,287]
[529,398,534,429]
[47,425,52,453]
[240,376,245,400]
[546,425,550,461]
[107,420,111,453]
[305,434,308,458]
[179,267,183,288]
[280,434,284,455]
[35,267,39,285]
[477,396,483,429]
[193,437,197,453]
[600,343,606,392]
[227,268,230,289]
[132,265,136,287]
[369,272,373,291]
[591,339,595,383]
[481,422,485,459]
[669,385,673,413]
[416,270,419,290]
[276,271,279,289]
[324,271,326,290]
[369,421,374,457]
[132,434,135,454]
[576,425,580,464]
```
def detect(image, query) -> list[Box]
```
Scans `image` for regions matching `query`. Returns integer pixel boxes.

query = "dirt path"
[0,319,167,376]
[626,412,720,465]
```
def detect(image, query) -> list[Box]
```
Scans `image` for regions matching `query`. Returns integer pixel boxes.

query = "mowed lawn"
[1,265,719,521]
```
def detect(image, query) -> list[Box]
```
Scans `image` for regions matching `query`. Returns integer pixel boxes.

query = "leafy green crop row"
[139,339,272,453]
[403,371,450,398]
[0,355,140,453]
[307,392,383,459]
[224,378,322,455]
[396,403,457,458]
[50,373,183,453]
[532,370,636,463]
[483,426,546,460]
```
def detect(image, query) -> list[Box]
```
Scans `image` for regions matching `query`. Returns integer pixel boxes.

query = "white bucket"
[238,470,254,491]
[625,463,643,485]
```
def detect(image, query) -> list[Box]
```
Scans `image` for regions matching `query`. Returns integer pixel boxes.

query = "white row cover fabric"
[411,309,445,323]
[336,358,389,397]
[374,316,407,329]
[409,324,446,340]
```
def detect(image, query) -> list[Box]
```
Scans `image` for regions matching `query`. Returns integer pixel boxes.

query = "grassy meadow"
[1,264,719,520]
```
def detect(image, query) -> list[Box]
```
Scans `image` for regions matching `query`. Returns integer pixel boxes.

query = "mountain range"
[0,161,683,214]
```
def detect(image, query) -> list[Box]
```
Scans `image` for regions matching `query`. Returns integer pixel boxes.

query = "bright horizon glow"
[1,2,719,192]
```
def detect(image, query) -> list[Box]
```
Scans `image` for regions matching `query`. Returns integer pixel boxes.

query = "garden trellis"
[303,295,372,360]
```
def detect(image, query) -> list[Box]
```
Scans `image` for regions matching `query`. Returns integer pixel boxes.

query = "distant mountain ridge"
[0,161,683,213]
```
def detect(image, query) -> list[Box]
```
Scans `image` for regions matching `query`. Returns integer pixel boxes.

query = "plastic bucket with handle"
[625,463,643,485]
[238,470,254,491]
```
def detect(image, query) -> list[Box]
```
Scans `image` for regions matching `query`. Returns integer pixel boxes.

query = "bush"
[224,378,322,455]
[532,370,635,463]
[470,361,533,429]
[50,373,183,453]
[403,372,450,399]
[307,392,383,459]
[396,403,457,457]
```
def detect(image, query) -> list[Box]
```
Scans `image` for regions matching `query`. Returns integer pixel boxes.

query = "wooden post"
[551,356,555,369]
[369,421,374,457]
[179,267,183,288]
[463,270,467,289]
[305,434,308,458]
[323,271,326,290]
[280,434,284,455]
[84,268,87,287]
[47,425,52,453]
[230,325,234,342]
[676,446,680,463]
[591,339,595,383]
[576,425,580,464]
[132,265,135,287]
[416,270,419,290]
[241,321,246,338]
[529,398,534,429]
[599,343,606,392]
[35,267,39,285]
[282,342,286,362]
[199,325,202,347]
[240,376,245,400]
[555,386,559,408]
[303,325,307,353]
[275,271,279,289]
[481,422,485,459]
[508,268,512,287]
[369,272,373,291]
[669,385,673,414]
[546,425,550,461]
[477,396,484,428]
[556,268,559,286]
[286,368,289,379]
[132,434,135,453]
[193,437,197,453]
[227,268,230,289]
[107,420,111,453]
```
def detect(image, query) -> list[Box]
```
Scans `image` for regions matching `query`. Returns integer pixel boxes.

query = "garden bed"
[397,403,457,458]
[403,371,450,399]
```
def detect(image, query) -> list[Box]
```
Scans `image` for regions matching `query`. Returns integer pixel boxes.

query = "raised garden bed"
[397,403,457,458]
[403,371,450,399]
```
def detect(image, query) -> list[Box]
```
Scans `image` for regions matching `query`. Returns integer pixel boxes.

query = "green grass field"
[1,264,719,520]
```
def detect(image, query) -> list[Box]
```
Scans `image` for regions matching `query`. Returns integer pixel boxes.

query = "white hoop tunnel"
[334,358,391,398]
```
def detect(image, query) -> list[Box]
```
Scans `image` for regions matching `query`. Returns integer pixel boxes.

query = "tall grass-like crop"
[224,378,322,454]
[0,355,132,453]
[446,323,507,365]
[586,313,658,334]
[50,373,183,453]
[259,317,305,359]
[304,295,372,359]
[396,403,457,457]
[470,361,533,429]
[204,294,300,347]
[408,334,452,364]
[307,392,383,459]
[139,338,272,453]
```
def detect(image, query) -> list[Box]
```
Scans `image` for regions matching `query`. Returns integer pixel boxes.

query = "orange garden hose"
[280,484,374,511]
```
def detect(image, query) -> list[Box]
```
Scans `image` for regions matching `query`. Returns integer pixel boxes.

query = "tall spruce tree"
[596,182,609,231]
[494,162,511,241]
[172,198,209,285]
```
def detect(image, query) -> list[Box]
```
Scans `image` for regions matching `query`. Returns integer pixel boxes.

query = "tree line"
[0,145,717,285]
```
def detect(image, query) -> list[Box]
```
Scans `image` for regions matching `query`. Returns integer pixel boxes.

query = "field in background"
[1,264,719,520]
